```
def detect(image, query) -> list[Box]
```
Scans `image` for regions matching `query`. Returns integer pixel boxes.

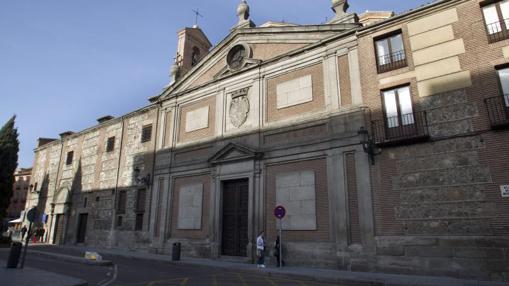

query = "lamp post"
[357,126,381,165]
[134,167,152,188]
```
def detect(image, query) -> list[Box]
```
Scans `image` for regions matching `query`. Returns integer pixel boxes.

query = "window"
[136,189,146,213]
[106,136,115,152]
[141,124,152,143]
[482,0,509,42]
[135,213,144,231]
[191,47,201,66]
[497,66,509,106]
[382,85,414,128]
[375,31,407,73]
[117,190,126,214]
[117,216,123,227]
[83,197,88,208]
[96,196,100,202]
[66,151,74,165]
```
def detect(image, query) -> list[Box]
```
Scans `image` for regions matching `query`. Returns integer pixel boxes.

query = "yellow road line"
[237,273,248,286]
[145,277,189,286]
[264,277,278,286]
[213,274,218,286]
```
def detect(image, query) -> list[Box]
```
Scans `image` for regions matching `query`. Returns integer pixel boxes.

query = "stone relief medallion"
[229,87,250,128]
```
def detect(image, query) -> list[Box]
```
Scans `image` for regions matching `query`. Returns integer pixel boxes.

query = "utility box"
[6,242,22,268]
[172,242,181,261]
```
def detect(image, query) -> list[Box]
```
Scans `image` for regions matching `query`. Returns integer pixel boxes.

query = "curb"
[29,250,113,266]
[29,247,509,286]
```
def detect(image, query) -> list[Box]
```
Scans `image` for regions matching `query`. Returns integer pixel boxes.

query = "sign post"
[20,207,37,269]
[273,205,286,268]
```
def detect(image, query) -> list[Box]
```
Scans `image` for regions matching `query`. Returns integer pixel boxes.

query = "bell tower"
[170,25,212,83]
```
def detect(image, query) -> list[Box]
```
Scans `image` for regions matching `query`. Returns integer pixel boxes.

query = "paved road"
[0,250,343,286]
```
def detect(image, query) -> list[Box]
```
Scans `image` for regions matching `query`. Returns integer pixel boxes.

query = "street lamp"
[357,126,381,165]
[133,167,151,188]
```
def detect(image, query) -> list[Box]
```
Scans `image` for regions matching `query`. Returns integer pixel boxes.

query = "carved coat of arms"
[229,87,250,128]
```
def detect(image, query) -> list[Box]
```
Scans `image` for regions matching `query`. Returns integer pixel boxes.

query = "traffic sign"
[274,205,286,219]
[26,208,37,223]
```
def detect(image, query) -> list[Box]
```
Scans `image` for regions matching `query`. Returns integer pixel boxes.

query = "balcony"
[485,95,509,129]
[371,111,430,146]
[377,50,407,74]
[486,20,509,43]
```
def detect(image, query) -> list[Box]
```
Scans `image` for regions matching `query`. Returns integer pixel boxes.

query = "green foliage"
[0,116,19,223]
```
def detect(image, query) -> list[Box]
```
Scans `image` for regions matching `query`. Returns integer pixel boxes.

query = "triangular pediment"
[158,23,359,99]
[208,143,261,165]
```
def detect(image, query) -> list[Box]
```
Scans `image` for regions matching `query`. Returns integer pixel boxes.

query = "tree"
[0,116,19,225]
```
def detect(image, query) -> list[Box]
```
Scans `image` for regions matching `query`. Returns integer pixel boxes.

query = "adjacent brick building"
[6,168,31,222]
[24,0,509,281]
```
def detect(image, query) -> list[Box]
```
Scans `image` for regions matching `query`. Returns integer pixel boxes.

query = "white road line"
[98,264,118,286]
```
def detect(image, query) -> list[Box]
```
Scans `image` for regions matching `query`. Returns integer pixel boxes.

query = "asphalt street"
[0,250,344,286]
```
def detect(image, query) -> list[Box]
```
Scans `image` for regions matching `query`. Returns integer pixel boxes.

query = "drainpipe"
[50,140,64,244]
[148,103,161,237]
[110,117,126,248]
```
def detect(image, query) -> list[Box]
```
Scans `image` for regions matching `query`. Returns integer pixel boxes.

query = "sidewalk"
[0,263,87,286]
[28,244,509,286]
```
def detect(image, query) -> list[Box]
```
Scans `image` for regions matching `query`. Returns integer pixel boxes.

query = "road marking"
[212,274,218,286]
[97,264,118,286]
[264,277,278,286]
[237,273,248,286]
[145,277,189,286]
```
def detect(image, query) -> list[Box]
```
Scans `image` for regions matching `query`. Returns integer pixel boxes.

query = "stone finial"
[170,62,180,83]
[237,0,250,22]
[235,0,255,29]
[332,0,349,16]
[329,0,357,24]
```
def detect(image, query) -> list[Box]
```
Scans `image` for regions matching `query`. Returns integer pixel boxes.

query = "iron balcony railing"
[377,50,407,73]
[485,94,509,128]
[371,111,430,146]
[486,20,509,43]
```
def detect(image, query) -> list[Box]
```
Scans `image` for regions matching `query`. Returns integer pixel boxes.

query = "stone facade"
[24,0,509,282]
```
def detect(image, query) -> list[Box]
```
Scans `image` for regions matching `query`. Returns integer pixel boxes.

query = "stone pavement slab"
[0,263,87,286]
[28,245,509,286]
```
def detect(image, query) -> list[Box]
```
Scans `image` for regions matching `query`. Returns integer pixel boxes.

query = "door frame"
[76,213,88,244]
[211,168,258,261]
[53,214,64,245]
[220,179,249,257]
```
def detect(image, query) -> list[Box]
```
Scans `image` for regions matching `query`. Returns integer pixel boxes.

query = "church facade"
[25,0,509,281]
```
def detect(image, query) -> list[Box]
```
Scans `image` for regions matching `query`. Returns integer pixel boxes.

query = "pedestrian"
[256,231,265,268]
[40,228,46,243]
[274,235,284,267]
[32,228,38,243]
[21,225,27,240]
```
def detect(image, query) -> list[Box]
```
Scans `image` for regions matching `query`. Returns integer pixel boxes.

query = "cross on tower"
[192,9,204,27]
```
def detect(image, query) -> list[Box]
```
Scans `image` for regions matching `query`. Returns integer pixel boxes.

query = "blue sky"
[0,0,430,167]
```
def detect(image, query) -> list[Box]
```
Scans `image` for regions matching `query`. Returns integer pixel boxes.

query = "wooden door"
[221,179,249,257]
[76,213,88,243]
[53,214,65,245]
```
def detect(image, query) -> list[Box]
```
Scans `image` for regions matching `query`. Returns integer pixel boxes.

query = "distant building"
[24,0,509,281]
[7,168,32,223]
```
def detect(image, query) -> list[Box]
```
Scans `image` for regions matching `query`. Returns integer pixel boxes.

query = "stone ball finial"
[237,0,250,21]
[170,63,180,80]
[332,0,349,15]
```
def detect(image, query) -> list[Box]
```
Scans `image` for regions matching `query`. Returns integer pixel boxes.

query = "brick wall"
[266,63,325,122]
[265,158,329,242]
[170,174,210,239]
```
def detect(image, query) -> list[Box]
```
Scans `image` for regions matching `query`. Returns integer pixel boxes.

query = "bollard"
[6,242,22,268]
[172,242,181,261]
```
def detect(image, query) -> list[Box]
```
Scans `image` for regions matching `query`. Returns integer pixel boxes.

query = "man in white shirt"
[256,231,265,268]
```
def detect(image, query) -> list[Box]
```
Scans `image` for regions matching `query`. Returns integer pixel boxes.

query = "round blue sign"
[274,205,286,219]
